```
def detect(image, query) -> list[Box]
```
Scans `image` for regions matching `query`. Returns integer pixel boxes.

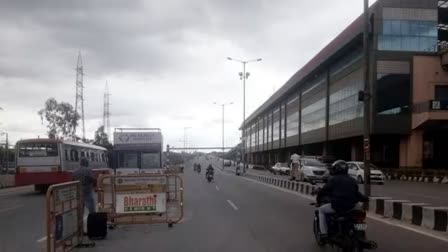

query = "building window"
[329,68,364,125]
[273,109,280,141]
[301,98,326,133]
[379,19,438,52]
[286,96,299,137]
[435,86,448,100]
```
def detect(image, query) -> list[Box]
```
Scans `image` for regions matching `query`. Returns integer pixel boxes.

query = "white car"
[347,161,385,185]
[299,158,330,182]
[271,162,291,175]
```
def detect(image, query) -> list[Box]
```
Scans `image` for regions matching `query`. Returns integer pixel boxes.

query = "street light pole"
[0,130,8,172]
[214,102,233,169]
[227,57,262,173]
[362,0,372,197]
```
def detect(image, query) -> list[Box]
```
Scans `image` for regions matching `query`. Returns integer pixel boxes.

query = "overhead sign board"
[114,132,162,145]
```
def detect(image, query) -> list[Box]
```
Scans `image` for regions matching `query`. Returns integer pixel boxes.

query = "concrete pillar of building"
[399,130,423,168]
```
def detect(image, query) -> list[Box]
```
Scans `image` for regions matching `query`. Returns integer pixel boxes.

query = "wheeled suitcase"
[87,212,107,240]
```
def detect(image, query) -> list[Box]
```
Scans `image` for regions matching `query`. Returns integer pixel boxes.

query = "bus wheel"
[34,184,48,193]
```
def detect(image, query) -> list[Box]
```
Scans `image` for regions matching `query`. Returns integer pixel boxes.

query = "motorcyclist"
[197,163,201,173]
[317,160,369,239]
[206,164,214,178]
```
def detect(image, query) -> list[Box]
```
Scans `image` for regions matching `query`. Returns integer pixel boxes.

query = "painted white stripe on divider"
[216,185,220,191]
[227,200,239,211]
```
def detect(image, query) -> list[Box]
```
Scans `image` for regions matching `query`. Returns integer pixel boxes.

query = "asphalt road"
[90,157,447,252]
[1,158,447,251]
[238,165,448,207]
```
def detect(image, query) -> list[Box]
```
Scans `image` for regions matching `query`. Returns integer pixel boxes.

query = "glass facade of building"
[273,108,280,141]
[329,68,364,125]
[378,8,438,52]
[286,96,300,137]
[376,61,410,115]
[301,77,326,133]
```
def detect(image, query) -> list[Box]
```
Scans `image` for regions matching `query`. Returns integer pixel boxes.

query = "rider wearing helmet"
[317,160,369,239]
[206,164,214,178]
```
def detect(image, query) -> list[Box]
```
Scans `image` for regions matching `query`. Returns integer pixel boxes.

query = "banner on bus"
[115,192,166,214]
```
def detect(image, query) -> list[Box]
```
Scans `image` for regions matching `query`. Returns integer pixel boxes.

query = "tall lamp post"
[227,57,262,172]
[214,102,233,169]
[183,127,191,154]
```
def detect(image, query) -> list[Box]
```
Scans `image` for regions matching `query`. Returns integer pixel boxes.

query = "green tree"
[38,98,79,139]
[93,126,111,147]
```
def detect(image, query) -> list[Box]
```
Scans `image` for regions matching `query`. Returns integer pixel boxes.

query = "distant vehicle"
[347,161,385,185]
[224,160,232,167]
[113,128,164,175]
[15,138,110,192]
[271,162,291,175]
[299,158,329,182]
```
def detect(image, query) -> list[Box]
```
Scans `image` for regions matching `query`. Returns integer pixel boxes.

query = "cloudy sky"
[0,0,371,149]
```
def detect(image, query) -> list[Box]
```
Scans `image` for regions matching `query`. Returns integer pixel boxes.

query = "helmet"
[330,160,348,175]
[80,157,89,167]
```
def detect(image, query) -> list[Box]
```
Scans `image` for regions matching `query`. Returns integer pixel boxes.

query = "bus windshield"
[18,143,58,157]
[142,152,161,169]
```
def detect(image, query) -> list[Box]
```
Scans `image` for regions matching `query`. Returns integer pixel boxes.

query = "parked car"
[271,162,291,175]
[347,161,385,185]
[298,158,330,182]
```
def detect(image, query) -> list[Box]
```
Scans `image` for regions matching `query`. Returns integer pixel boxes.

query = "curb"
[238,171,448,233]
[385,174,448,184]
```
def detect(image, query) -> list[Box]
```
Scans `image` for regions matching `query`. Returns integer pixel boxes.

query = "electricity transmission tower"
[74,52,85,140]
[103,82,111,141]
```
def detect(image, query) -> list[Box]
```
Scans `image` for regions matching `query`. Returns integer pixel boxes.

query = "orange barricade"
[97,174,184,228]
[46,181,83,252]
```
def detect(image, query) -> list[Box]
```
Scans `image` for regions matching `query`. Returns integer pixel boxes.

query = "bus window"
[18,143,59,157]
[141,152,161,169]
[74,150,79,162]
[101,153,105,163]
[65,149,70,161]
[81,151,85,158]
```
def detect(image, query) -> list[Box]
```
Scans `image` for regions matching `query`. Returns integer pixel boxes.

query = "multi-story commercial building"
[243,0,448,169]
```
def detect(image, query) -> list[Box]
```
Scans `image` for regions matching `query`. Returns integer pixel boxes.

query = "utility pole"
[214,102,233,169]
[103,82,111,142]
[362,0,372,197]
[74,52,85,141]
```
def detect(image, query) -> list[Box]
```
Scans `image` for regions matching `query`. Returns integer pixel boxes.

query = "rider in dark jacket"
[317,160,369,237]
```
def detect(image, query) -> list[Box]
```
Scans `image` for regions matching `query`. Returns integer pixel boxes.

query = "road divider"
[228,170,448,234]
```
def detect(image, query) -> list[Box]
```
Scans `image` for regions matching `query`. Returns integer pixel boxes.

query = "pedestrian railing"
[46,181,83,252]
[96,174,184,227]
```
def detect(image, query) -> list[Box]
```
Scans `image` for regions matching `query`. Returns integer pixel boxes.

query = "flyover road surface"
[1,158,447,251]
[89,157,447,252]
[228,163,448,207]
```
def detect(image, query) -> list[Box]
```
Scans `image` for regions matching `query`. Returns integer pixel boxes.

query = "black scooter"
[206,171,214,182]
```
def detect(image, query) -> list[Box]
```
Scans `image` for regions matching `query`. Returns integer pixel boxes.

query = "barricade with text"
[97,174,184,227]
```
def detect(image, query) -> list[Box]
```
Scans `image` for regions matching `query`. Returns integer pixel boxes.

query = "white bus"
[15,138,111,192]
[113,128,164,175]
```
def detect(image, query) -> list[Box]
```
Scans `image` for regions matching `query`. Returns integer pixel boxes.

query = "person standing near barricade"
[290,153,300,181]
[73,157,96,214]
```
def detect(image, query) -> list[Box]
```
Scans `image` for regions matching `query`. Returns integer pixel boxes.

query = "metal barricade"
[97,174,184,227]
[46,181,83,252]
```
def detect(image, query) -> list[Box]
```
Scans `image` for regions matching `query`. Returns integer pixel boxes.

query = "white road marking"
[222,172,448,243]
[227,200,239,211]
[215,185,220,191]
[0,204,24,214]
[36,236,47,243]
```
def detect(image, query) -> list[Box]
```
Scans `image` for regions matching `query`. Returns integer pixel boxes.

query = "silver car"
[299,158,330,182]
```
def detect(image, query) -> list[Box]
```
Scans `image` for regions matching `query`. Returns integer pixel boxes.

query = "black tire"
[357,176,364,184]
[313,216,325,246]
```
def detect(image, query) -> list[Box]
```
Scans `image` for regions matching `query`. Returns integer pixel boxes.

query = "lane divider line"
[36,236,47,243]
[216,185,220,191]
[227,200,239,211]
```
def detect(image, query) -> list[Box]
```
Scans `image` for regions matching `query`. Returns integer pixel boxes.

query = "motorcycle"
[311,186,377,252]
[193,164,197,172]
[236,166,241,176]
[206,171,214,182]
[197,166,201,174]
